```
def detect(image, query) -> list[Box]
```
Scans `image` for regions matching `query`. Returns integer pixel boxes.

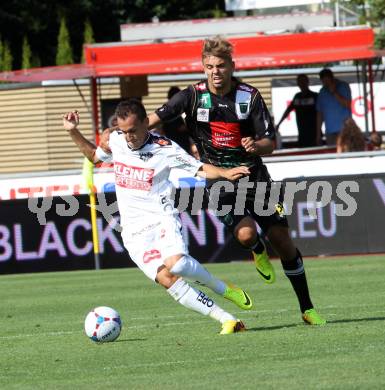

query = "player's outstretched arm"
[276,101,294,129]
[62,111,100,164]
[197,164,250,180]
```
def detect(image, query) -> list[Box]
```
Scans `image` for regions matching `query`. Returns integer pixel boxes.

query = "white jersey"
[95,132,203,226]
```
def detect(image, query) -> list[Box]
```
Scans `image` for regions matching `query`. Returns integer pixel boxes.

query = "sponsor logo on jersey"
[196,82,207,91]
[235,89,251,120]
[175,155,194,167]
[154,137,171,146]
[239,102,248,114]
[114,162,154,191]
[199,93,212,109]
[139,152,153,161]
[197,108,209,122]
[143,249,161,264]
[210,122,241,148]
[132,222,161,237]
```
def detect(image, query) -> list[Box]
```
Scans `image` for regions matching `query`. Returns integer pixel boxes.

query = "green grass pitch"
[1,255,385,389]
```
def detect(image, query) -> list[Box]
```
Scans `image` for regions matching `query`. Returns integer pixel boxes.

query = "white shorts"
[121,215,188,281]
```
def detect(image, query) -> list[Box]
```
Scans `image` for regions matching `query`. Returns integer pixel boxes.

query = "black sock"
[251,237,265,254]
[281,249,313,313]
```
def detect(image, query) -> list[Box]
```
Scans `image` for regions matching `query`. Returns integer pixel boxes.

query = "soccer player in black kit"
[101,36,326,325]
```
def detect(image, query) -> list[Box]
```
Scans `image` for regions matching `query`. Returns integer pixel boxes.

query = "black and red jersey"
[156,79,275,168]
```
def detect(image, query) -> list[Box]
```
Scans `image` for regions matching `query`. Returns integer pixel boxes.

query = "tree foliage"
[0,0,226,68]
[56,16,74,65]
[22,37,32,69]
[0,37,3,71]
[2,41,13,71]
[81,18,95,63]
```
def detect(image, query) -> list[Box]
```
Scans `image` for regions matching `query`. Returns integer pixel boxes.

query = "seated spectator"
[368,132,384,151]
[336,118,366,153]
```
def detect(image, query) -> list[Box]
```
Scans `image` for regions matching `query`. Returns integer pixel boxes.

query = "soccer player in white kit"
[63,99,252,334]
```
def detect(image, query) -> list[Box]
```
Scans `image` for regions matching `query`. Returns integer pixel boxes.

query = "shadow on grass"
[246,316,385,332]
[247,323,299,332]
[115,338,147,343]
[327,316,385,324]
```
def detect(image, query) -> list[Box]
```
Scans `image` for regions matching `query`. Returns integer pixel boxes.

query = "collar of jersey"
[126,133,152,151]
[201,77,239,96]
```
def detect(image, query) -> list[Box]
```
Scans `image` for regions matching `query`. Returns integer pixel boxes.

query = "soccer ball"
[84,306,122,342]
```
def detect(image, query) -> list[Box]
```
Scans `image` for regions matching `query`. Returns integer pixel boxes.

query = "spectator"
[336,118,366,153]
[368,132,384,151]
[162,86,192,153]
[316,68,352,145]
[276,74,318,147]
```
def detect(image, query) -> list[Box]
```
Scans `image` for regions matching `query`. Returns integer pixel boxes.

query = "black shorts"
[206,165,288,235]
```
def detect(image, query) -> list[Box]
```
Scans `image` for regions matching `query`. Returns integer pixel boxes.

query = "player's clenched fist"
[63,111,79,131]
[241,137,259,154]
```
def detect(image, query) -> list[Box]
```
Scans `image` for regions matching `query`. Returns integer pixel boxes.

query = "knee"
[234,225,257,247]
[233,217,258,247]
[156,266,179,289]
[163,254,183,271]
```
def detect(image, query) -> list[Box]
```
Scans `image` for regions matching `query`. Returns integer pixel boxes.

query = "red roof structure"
[84,27,379,75]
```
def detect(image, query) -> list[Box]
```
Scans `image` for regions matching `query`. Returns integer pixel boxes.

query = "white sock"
[170,255,226,295]
[209,306,236,324]
[167,278,235,324]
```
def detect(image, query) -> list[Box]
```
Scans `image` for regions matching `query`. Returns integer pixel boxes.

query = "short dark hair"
[319,68,334,79]
[115,99,147,121]
[297,74,309,82]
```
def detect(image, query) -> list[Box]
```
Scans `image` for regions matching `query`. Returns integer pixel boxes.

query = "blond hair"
[202,36,233,62]
[337,118,366,153]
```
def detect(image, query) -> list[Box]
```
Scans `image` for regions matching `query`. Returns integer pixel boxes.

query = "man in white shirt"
[63,99,252,335]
